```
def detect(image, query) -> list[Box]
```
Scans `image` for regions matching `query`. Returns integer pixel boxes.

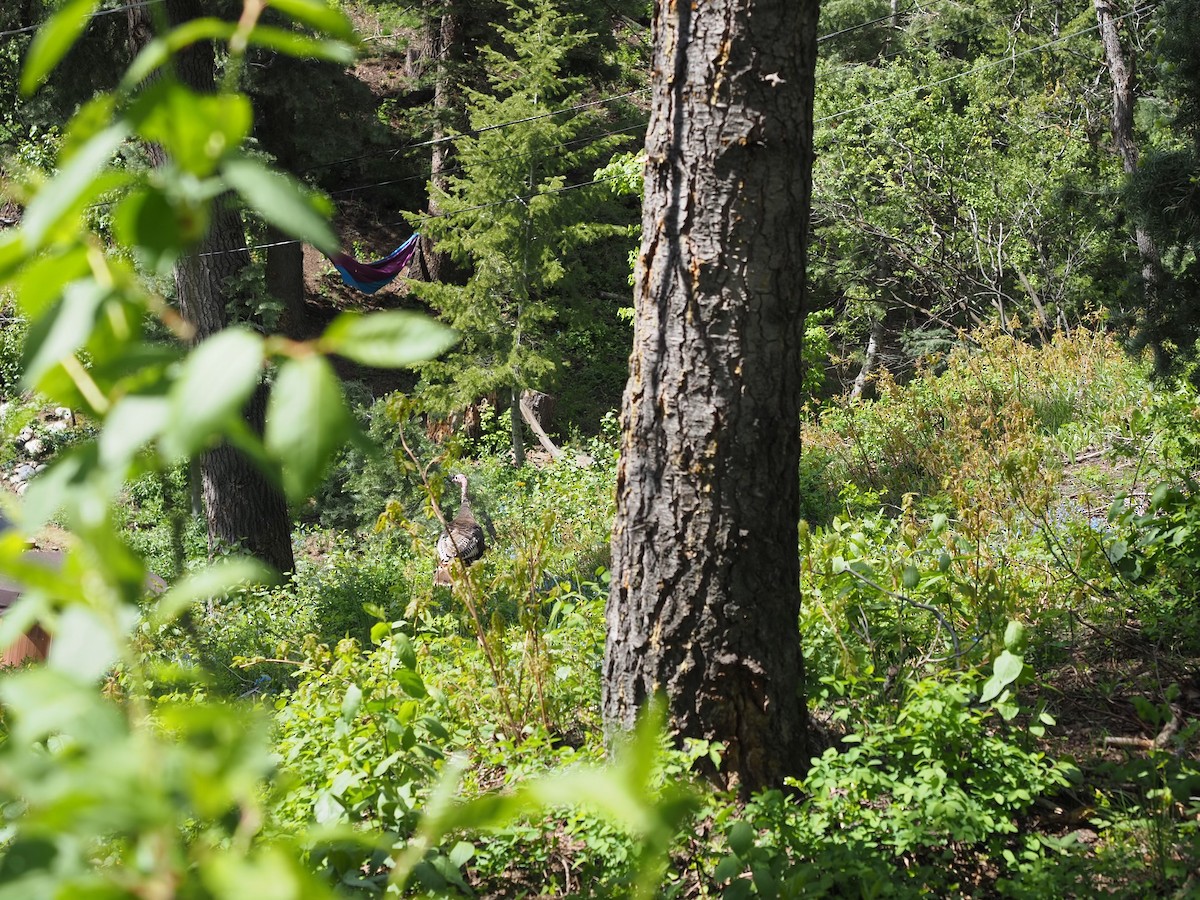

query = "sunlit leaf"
[321,311,458,368]
[20,124,128,251]
[240,26,356,64]
[20,0,101,95]
[980,649,1024,704]
[222,157,337,256]
[99,393,171,470]
[48,604,131,682]
[268,0,358,41]
[20,281,109,389]
[265,355,352,501]
[163,327,265,460]
[130,81,252,177]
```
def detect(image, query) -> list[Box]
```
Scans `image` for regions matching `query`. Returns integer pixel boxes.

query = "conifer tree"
[408,0,626,464]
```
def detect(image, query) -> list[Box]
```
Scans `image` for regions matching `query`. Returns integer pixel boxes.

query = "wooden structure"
[0,548,61,667]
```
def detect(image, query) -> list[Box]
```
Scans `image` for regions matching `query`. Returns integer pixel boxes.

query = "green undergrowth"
[9,328,1200,897]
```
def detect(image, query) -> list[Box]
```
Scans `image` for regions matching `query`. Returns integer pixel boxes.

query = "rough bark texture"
[130,0,295,575]
[604,0,819,793]
[1094,0,1163,295]
[265,224,309,338]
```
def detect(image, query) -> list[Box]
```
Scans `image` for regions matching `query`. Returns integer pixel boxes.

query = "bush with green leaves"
[713,673,1077,897]
[805,327,1148,521]
[269,624,456,894]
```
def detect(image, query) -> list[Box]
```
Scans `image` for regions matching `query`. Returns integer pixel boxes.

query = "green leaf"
[20,281,109,389]
[370,621,391,645]
[163,327,265,460]
[20,0,101,95]
[121,19,237,89]
[265,355,352,502]
[394,632,418,670]
[321,311,458,368]
[240,26,356,64]
[11,245,91,318]
[395,668,427,699]
[151,558,273,626]
[130,82,252,177]
[901,564,920,589]
[20,124,128,250]
[267,0,358,41]
[340,683,363,721]
[99,393,171,470]
[980,650,1024,704]
[727,821,755,856]
[48,605,125,682]
[222,157,337,255]
[1003,620,1027,653]
[713,854,743,884]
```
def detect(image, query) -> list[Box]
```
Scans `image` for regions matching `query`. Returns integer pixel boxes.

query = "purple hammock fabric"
[329,233,420,294]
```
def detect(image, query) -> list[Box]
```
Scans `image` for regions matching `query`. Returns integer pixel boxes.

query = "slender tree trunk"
[1094,0,1163,297]
[604,0,819,794]
[419,7,462,284]
[129,0,295,575]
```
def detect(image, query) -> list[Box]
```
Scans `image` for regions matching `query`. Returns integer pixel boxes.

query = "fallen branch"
[520,396,564,461]
[1103,703,1185,752]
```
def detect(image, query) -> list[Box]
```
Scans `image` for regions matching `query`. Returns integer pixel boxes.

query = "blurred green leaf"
[48,604,133,683]
[268,0,358,42]
[222,157,337,255]
[163,327,265,460]
[99,393,171,470]
[20,124,128,251]
[152,558,274,627]
[121,19,237,89]
[20,281,109,389]
[265,355,352,502]
[20,0,101,95]
[321,311,458,369]
[130,82,252,177]
[240,26,356,64]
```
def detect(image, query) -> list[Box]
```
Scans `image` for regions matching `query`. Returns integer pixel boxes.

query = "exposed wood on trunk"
[851,316,886,399]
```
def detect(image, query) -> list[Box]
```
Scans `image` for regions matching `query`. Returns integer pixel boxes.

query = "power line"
[200,170,625,258]
[327,120,647,199]
[0,0,165,40]
[299,88,650,175]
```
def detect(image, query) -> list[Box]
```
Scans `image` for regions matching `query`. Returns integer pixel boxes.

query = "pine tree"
[408,0,626,464]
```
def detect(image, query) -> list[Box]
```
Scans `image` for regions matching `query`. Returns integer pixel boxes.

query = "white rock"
[16,427,33,444]
[24,437,45,457]
[46,420,68,433]
[54,407,72,421]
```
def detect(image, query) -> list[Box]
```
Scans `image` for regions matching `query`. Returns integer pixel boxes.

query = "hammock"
[329,233,420,294]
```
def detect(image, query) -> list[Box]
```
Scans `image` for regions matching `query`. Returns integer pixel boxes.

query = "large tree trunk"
[130,0,295,575]
[604,0,819,794]
[1094,0,1163,298]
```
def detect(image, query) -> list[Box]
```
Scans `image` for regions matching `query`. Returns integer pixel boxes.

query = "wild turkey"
[434,472,486,586]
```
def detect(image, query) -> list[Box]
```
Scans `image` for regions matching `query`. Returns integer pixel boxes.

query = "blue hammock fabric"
[329,233,420,294]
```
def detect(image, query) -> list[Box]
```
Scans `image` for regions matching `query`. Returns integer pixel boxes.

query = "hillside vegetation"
[6,327,1197,897]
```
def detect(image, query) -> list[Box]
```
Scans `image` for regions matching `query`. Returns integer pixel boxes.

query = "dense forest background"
[1,0,1199,896]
